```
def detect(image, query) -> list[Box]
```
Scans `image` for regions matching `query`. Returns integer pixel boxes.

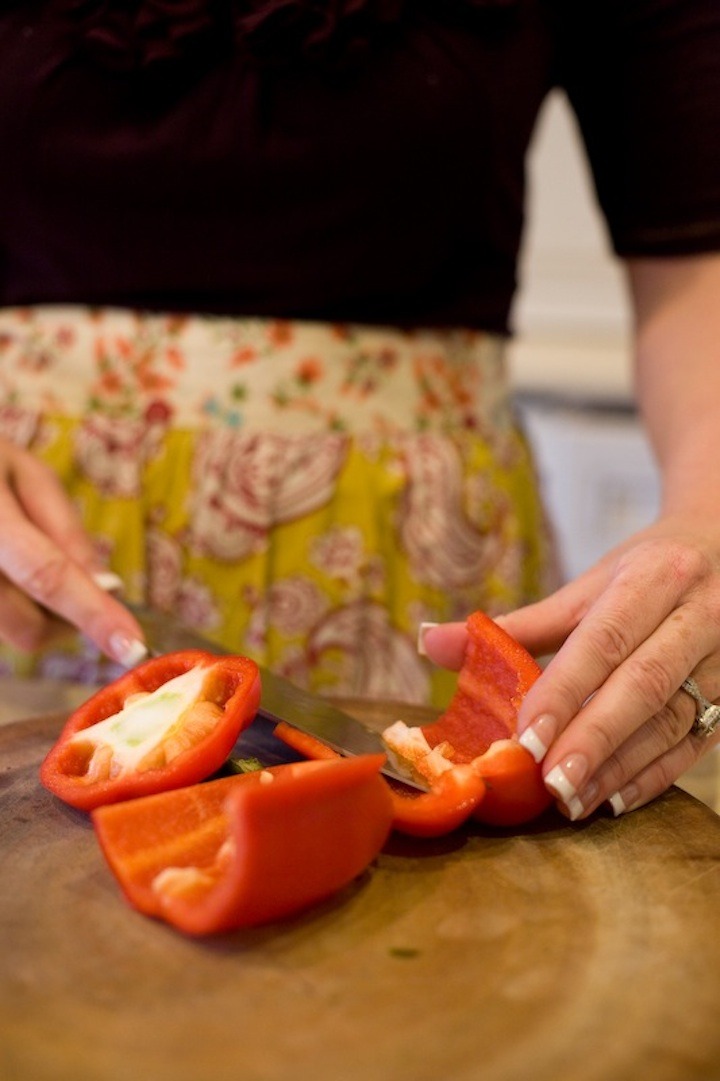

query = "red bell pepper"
[92,754,394,934]
[275,721,487,839]
[467,738,551,827]
[276,611,551,834]
[385,611,552,827]
[40,650,261,811]
[272,722,340,762]
[384,766,487,838]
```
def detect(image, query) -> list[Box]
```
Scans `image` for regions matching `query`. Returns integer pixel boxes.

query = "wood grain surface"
[2,700,720,1081]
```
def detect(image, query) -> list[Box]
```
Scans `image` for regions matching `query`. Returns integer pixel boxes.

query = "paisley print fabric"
[0,306,557,706]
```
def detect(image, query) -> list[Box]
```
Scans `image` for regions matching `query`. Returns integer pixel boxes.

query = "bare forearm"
[629,253,720,519]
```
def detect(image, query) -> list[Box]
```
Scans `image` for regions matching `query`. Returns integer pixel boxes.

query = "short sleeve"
[556,0,720,257]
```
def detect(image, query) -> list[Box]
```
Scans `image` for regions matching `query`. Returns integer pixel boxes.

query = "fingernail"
[544,753,590,803]
[518,714,556,763]
[109,632,148,668]
[566,795,585,821]
[567,779,600,821]
[417,622,439,657]
[608,783,640,817]
[518,726,548,763]
[93,571,124,593]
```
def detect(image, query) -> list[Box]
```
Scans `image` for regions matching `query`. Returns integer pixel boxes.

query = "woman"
[1,0,719,819]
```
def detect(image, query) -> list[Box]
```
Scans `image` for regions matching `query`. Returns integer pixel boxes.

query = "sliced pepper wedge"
[468,738,551,827]
[40,650,261,811]
[92,754,394,935]
[422,609,542,758]
[275,721,487,839]
[276,611,552,835]
[383,766,487,838]
[384,611,552,827]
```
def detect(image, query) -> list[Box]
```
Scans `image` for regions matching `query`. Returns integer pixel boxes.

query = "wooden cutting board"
[2,700,720,1081]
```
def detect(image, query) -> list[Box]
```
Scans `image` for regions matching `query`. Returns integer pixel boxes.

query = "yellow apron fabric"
[0,307,557,706]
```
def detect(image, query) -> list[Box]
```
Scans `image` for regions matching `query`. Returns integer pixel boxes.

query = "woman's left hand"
[422,514,720,820]
[423,253,720,819]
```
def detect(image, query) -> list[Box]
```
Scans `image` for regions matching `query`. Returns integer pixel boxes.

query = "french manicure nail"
[573,779,600,820]
[608,783,640,817]
[518,726,549,763]
[566,795,585,821]
[109,632,148,668]
[417,622,439,657]
[544,753,590,803]
[518,714,557,763]
[93,571,124,593]
[544,764,576,803]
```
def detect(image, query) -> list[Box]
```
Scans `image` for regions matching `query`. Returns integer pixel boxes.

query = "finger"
[0,573,62,651]
[606,726,720,817]
[516,547,690,753]
[0,566,125,652]
[419,555,613,672]
[0,496,147,666]
[418,622,468,671]
[8,450,100,571]
[538,603,720,820]
[549,684,701,820]
[495,563,609,658]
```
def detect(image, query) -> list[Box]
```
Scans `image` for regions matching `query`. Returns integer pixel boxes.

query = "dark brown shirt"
[2,0,719,333]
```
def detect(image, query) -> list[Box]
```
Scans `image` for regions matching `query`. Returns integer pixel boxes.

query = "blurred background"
[509,90,661,584]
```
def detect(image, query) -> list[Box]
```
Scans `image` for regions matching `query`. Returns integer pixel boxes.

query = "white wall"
[508,91,633,399]
[508,92,660,582]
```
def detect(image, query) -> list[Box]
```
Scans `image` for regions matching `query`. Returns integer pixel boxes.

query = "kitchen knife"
[123,600,426,791]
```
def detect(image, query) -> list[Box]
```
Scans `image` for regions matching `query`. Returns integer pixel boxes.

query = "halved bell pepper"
[40,650,261,811]
[466,738,550,827]
[276,611,551,835]
[382,766,488,838]
[275,721,487,839]
[92,754,394,934]
[384,610,552,827]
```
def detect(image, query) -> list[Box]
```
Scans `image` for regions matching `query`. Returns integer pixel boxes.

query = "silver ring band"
[680,677,720,738]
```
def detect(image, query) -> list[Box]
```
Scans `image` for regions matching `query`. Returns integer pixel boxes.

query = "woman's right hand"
[0,436,147,665]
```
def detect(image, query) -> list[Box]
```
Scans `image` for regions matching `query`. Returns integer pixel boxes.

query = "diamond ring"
[680,677,720,738]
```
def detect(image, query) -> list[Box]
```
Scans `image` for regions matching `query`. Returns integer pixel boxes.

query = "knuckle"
[619,538,710,595]
[588,615,635,670]
[642,757,677,797]
[614,537,671,579]
[631,654,681,714]
[665,696,696,738]
[646,702,692,755]
[668,547,720,617]
[582,715,621,762]
[594,745,625,792]
[586,699,693,797]
[665,543,708,588]
[16,554,72,605]
[699,589,720,635]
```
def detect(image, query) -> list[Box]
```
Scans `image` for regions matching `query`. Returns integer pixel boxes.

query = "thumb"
[495,566,608,657]
[418,621,469,671]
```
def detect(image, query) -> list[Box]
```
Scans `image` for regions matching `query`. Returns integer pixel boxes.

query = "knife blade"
[123,600,426,790]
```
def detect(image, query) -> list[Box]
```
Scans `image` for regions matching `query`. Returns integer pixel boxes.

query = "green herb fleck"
[227,756,265,774]
[389,947,420,960]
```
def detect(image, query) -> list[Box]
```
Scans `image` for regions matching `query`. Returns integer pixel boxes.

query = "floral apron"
[0,306,557,706]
